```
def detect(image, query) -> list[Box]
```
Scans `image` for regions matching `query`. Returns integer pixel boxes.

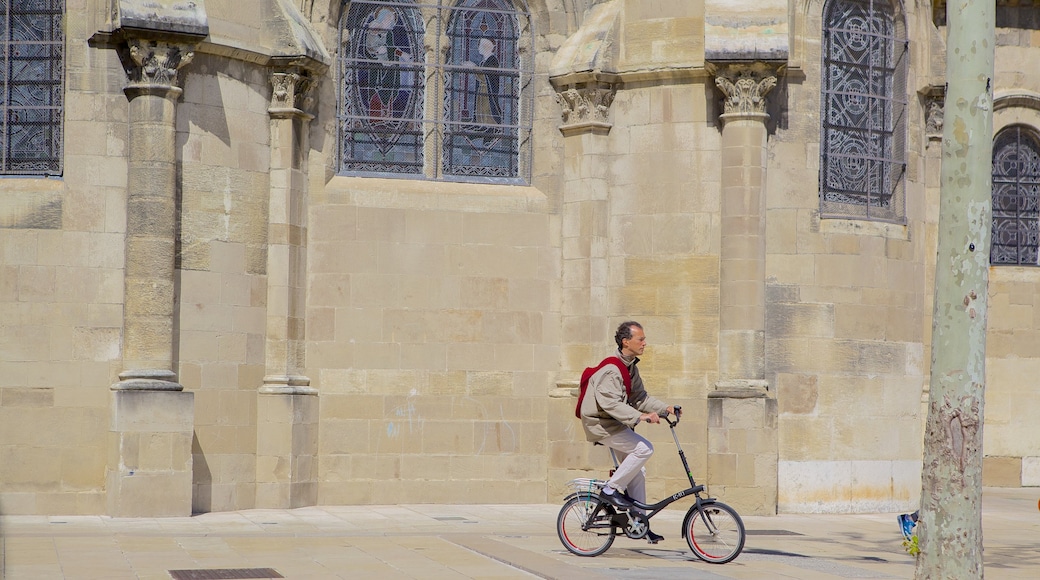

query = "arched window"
[340,1,425,175]
[820,0,907,222]
[443,0,521,178]
[1,0,64,176]
[991,125,1040,266]
[339,0,532,182]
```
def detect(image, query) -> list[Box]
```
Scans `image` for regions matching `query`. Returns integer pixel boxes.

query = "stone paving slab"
[1,488,1037,579]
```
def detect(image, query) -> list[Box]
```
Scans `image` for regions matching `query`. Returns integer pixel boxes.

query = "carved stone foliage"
[710,62,780,116]
[270,71,316,116]
[554,82,617,135]
[125,38,195,87]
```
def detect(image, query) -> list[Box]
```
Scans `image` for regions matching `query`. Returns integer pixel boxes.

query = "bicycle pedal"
[647,538,659,545]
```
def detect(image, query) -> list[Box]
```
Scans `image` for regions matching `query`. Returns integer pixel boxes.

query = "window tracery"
[339,0,531,182]
[991,125,1040,266]
[820,0,907,222]
[1,0,64,176]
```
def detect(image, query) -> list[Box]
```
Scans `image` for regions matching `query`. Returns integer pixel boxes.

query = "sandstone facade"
[1,0,1038,517]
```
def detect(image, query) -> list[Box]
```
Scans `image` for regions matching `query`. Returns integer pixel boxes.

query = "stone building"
[0,0,1037,517]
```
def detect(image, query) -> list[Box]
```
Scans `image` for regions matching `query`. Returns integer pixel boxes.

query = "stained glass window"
[820,0,907,222]
[339,0,532,182]
[340,1,425,175]
[991,126,1040,266]
[443,0,520,178]
[0,0,64,176]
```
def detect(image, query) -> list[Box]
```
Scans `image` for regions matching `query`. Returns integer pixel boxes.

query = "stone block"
[107,390,193,517]
[983,456,1023,487]
[1022,456,1040,486]
[1,387,54,407]
[776,373,818,414]
[834,303,887,339]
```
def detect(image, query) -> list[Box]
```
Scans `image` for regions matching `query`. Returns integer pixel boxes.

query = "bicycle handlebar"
[644,405,682,425]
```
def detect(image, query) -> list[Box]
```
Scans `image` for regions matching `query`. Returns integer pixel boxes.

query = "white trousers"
[601,428,654,504]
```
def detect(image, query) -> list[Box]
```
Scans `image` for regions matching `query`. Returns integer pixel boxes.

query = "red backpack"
[575,357,632,418]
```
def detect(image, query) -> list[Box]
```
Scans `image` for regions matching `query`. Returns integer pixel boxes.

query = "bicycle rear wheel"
[684,501,745,564]
[557,494,616,557]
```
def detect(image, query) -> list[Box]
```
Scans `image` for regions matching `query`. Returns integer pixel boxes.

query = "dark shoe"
[617,490,638,506]
[646,529,665,544]
[599,488,633,509]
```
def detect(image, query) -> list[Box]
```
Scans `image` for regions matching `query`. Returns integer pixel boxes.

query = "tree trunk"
[915,2,995,579]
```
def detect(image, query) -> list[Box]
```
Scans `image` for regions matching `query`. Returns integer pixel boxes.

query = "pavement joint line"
[448,534,614,580]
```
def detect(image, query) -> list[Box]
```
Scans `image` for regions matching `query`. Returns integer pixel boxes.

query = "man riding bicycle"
[578,320,675,544]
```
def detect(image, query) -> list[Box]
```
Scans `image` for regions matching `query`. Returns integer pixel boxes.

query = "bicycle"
[556,406,747,564]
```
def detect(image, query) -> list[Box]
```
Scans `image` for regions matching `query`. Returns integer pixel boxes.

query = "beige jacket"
[579,350,669,442]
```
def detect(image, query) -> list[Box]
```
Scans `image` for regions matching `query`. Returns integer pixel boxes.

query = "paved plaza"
[1,487,1037,579]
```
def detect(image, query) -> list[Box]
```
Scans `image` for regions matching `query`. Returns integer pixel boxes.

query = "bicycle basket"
[565,478,607,497]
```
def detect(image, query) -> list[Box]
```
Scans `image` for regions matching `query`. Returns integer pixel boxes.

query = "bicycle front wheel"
[684,501,746,564]
[557,494,616,557]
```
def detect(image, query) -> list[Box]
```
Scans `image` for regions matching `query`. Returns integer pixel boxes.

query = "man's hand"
[640,412,661,424]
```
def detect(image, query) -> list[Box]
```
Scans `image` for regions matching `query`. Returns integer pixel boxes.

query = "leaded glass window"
[0,0,64,176]
[820,0,907,222]
[991,126,1040,266]
[443,0,520,178]
[340,1,425,175]
[339,0,532,182]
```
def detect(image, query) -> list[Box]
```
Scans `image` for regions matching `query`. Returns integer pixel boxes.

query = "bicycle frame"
[599,412,713,520]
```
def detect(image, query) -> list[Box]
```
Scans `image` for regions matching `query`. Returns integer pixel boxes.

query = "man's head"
[478,38,495,58]
[365,8,396,59]
[615,321,646,356]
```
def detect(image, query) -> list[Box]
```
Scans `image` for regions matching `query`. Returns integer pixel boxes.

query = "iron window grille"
[338,0,533,183]
[820,0,907,222]
[0,0,63,176]
[991,125,1040,266]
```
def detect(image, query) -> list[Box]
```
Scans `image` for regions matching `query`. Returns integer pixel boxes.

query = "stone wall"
[4,0,1040,518]
[766,1,931,513]
[0,5,127,515]
[308,181,558,504]
[176,53,273,513]
[980,18,1040,488]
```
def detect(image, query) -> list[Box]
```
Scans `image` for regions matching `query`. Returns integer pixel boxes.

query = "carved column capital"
[123,38,196,92]
[270,70,317,119]
[554,82,618,136]
[708,61,782,117]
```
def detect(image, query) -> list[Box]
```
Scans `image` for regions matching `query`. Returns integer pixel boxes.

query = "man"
[579,321,674,544]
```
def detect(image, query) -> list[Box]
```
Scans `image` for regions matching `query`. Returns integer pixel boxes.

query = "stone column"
[711,61,779,386]
[555,80,618,370]
[108,38,198,517]
[117,38,196,391]
[549,78,619,493]
[256,70,319,508]
[919,83,944,418]
[706,61,782,515]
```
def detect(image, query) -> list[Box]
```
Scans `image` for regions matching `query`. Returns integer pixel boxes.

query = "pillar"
[556,80,618,370]
[706,61,782,515]
[109,37,200,517]
[256,69,319,508]
[549,78,620,493]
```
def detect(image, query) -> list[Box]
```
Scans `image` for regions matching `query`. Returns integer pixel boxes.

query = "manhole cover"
[168,569,283,579]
